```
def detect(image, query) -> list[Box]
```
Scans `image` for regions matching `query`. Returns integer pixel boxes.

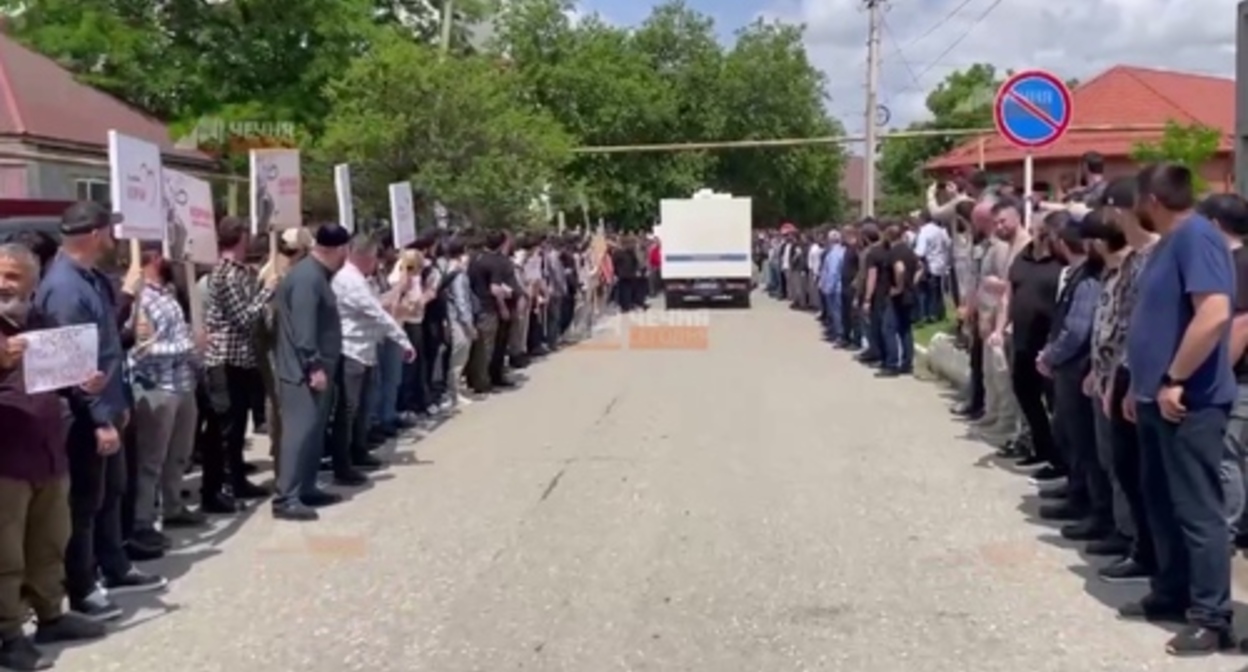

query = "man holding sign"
[35,202,167,623]
[0,243,107,670]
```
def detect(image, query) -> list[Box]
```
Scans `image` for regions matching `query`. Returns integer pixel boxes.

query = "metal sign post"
[993,70,1074,228]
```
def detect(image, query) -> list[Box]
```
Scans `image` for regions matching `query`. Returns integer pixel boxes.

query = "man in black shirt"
[465,232,511,393]
[858,225,889,365]
[879,225,920,376]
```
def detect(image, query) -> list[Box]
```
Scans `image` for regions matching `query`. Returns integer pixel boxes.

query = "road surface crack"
[539,467,567,503]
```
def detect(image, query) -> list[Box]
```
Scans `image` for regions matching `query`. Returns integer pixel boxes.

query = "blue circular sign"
[993,70,1073,149]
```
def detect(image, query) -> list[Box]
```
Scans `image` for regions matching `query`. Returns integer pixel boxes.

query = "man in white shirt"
[331,234,413,484]
[914,218,952,323]
[806,237,824,314]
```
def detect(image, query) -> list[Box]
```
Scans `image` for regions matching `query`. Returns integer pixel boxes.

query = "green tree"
[715,19,846,225]
[877,63,1000,207]
[317,30,573,227]
[1130,120,1221,193]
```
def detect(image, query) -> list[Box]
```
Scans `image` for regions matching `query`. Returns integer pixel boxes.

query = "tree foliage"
[5,0,847,229]
[1130,121,1222,193]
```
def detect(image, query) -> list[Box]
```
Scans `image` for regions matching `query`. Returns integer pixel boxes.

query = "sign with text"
[993,70,1073,149]
[571,310,711,351]
[389,181,416,249]
[163,168,217,265]
[334,164,355,232]
[108,131,164,241]
[22,324,99,394]
[249,149,302,235]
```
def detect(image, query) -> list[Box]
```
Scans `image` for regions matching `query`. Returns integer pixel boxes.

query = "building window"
[75,179,110,206]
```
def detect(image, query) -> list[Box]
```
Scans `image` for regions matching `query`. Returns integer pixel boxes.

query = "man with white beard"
[0,243,107,670]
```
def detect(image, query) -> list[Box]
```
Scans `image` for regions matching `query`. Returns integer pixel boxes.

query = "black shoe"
[242,461,260,474]
[301,490,344,508]
[124,536,164,562]
[352,454,384,471]
[200,492,242,514]
[1016,454,1047,468]
[232,479,270,500]
[1118,597,1187,623]
[492,378,517,389]
[874,368,901,378]
[1085,533,1131,556]
[33,612,105,644]
[0,636,51,671]
[273,503,319,522]
[1060,519,1112,542]
[1166,626,1234,657]
[1038,484,1068,500]
[163,508,208,528]
[69,589,122,622]
[1099,557,1151,583]
[333,469,369,487]
[102,568,168,595]
[130,527,171,551]
[952,405,984,419]
[995,440,1026,459]
[1038,503,1084,522]
[1028,465,1066,484]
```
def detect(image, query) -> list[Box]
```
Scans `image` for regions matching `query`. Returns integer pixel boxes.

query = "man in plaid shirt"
[201,217,276,512]
[129,247,206,551]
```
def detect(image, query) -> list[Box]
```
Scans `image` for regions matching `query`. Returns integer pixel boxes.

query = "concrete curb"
[917,334,970,390]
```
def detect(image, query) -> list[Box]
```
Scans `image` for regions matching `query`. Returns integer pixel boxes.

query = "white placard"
[163,168,217,265]
[108,131,164,241]
[21,324,99,394]
[389,181,416,248]
[249,149,302,235]
[335,164,354,232]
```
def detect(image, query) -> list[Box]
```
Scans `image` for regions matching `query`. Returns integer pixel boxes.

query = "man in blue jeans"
[818,231,845,343]
[1123,163,1237,656]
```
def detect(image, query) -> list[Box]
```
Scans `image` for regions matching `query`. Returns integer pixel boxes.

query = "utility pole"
[439,0,455,55]
[863,0,883,218]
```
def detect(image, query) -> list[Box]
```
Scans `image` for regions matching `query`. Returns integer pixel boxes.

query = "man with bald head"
[952,199,997,420]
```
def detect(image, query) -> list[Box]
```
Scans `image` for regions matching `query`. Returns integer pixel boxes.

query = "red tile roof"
[0,31,213,165]
[927,65,1234,170]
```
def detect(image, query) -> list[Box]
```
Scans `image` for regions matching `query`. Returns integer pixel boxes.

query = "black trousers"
[1010,345,1060,468]
[202,365,256,497]
[1053,366,1112,521]
[967,330,986,413]
[420,319,445,402]
[467,312,499,393]
[1109,366,1155,569]
[327,358,372,474]
[490,317,511,383]
[65,414,131,602]
[839,289,857,344]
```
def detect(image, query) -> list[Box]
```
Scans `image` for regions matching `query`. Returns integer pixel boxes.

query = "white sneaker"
[457,394,474,407]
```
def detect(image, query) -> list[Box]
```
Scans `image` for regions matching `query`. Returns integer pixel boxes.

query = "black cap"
[1097,177,1137,209]
[61,201,121,235]
[315,224,351,248]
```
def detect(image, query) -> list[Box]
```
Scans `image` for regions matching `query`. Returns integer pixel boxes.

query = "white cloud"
[761,0,1237,145]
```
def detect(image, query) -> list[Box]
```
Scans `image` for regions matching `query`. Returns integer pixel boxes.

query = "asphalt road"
[51,296,1248,672]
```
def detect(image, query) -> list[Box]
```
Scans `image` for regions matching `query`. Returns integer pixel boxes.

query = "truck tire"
[737,292,751,309]
[665,290,684,308]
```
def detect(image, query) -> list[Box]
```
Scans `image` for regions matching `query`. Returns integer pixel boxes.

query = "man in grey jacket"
[271,225,350,522]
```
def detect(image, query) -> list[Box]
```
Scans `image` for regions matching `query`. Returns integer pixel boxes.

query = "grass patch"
[914,316,957,347]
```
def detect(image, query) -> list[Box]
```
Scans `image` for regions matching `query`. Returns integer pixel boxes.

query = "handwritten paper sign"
[389,181,416,248]
[108,131,164,242]
[163,168,218,265]
[249,149,302,235]
[22,324,99,394]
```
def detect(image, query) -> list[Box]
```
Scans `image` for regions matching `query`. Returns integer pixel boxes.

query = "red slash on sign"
[1004,90,1060,132]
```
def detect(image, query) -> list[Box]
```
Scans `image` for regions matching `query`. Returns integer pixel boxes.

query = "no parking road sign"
[993,70,1073,149]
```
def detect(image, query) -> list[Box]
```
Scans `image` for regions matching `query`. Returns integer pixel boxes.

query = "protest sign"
[163,168,217,265]
[108,131,164,241]
[22,324,99,394]
[335,164,355,232]
[389,181,416,249]
[249,149,302,235]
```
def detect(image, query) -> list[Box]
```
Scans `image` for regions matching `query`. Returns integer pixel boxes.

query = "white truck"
[658,190,753,308]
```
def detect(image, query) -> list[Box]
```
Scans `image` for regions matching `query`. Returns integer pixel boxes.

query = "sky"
[576,0,1238,143]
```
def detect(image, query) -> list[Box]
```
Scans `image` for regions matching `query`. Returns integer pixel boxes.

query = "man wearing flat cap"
[271,224,350,521]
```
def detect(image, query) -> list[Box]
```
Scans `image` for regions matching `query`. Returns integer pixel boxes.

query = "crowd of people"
[0,203,654,670]
[765,155,1248,658]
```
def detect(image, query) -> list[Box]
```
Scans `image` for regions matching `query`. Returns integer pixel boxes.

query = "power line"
[912,0,1004,82]
[880,15,925,94]
[897,0,978,51]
